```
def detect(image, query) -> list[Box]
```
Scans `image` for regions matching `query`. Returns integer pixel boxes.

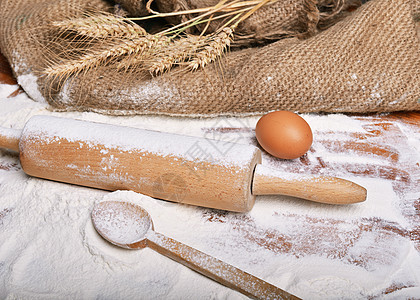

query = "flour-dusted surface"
[1,76,420,299]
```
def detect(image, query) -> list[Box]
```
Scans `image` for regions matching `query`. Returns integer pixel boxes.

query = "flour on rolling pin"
[19,116,261,212]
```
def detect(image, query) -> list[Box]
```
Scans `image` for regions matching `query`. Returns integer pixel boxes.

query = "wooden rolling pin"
[0,116,366,212]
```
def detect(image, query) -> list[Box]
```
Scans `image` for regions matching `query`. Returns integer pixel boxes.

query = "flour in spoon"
[92,201,152,245]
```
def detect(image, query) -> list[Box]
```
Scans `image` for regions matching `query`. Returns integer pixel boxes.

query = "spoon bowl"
[92,201,153,249]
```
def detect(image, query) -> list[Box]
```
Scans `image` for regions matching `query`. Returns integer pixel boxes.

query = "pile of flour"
[0,82,419,299]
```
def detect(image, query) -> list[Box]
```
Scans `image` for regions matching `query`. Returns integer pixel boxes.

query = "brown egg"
[255,111,313,159]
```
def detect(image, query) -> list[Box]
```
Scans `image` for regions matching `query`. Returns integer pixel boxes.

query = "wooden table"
[1,50,419,298]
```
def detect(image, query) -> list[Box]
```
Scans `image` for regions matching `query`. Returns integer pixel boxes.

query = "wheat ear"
[148,35,204,74]
[188,27,233,71]
[115,34,173,71]
[45,35,161,78]
[53,14,146,39]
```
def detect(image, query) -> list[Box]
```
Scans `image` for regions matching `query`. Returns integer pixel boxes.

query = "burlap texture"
[0,0,419,116]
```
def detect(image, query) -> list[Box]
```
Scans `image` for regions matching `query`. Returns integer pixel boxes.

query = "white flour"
[1,83,419,299]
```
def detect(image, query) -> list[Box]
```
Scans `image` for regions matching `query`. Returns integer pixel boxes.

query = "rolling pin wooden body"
[0,116,366,211]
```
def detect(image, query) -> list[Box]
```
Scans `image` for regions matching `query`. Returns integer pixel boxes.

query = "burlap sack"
[0,0,419,116]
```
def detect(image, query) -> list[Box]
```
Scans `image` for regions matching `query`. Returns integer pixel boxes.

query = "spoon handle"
[146,231,300,300]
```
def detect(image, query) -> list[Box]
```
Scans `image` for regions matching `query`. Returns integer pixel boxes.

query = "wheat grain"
[188,27,233,71]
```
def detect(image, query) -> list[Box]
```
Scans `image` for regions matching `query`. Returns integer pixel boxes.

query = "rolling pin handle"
[252,165,367,204]
[0,126,21,152]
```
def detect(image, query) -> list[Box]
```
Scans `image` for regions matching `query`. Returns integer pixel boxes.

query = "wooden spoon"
[91,200,301,300]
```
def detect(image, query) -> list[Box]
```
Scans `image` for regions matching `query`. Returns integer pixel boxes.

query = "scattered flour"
[0,83,419,299]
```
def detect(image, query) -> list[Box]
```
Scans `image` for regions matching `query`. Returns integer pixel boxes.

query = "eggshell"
[255,111,313,159]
